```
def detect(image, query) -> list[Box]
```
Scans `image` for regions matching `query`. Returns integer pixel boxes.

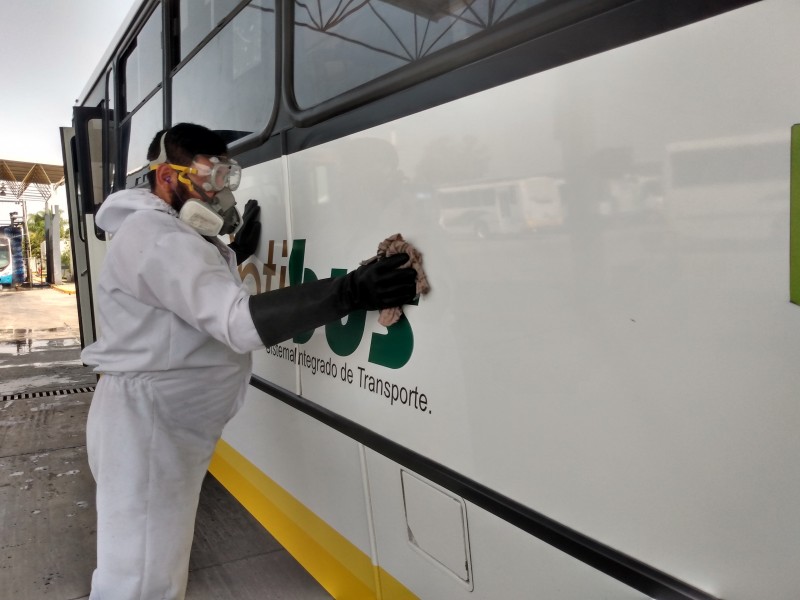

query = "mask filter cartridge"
[178,200,225,237]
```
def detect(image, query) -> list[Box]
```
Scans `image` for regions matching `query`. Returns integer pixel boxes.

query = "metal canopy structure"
[0,159,64,203]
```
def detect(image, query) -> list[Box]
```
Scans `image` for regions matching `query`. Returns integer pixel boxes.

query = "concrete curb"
[50,284,76,295]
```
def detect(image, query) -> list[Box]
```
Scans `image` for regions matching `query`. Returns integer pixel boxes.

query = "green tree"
[27,209,69,262]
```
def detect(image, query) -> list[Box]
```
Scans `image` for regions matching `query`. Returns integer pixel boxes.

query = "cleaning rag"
[364,233,430,327]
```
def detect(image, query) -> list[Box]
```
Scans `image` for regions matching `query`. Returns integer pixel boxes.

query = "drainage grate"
[1,386,95,402]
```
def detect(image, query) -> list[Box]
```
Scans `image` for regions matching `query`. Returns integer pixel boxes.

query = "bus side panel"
[266,1,800,598]
[219,159,377,594]
[364,450,648,600]
[218,387,376,596]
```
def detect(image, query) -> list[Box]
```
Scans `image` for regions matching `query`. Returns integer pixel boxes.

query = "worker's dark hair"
[146,123,228,189]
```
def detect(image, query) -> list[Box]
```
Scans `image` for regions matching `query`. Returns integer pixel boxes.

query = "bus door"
[60,107,108,348]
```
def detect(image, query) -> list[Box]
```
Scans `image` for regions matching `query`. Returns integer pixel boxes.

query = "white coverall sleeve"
[127,230,263,353]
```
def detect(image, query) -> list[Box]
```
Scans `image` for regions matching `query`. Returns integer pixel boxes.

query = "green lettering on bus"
[289,239,316,344]
[368,314,413,370]
[326,267,367,356]
[287,240,414,367]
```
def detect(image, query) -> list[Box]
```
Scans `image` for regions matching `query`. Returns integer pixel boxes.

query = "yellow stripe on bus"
[208,439,417,600]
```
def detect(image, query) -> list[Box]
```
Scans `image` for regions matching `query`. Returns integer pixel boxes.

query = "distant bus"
[0,226,23,286]
[664,132,787,243]
[436,176,564,238]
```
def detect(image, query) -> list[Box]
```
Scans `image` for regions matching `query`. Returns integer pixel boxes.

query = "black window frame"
[167,0,282,157]
[283,0,635,127]
[118,2,166,188]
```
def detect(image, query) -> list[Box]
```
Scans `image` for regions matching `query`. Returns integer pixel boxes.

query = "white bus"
[436,176,564,238]
[61,1,800,598]
[664,132,788,244]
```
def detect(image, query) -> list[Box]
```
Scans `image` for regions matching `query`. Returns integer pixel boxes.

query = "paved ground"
[0,286,93,396]
[0,285,331,600]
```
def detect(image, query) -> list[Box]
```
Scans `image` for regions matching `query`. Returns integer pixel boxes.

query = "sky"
[1,0,139,224]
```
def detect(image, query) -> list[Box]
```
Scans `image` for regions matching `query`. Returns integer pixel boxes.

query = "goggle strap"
[147,162,198,192]
[148,131,169,168]
[177,171,195,189]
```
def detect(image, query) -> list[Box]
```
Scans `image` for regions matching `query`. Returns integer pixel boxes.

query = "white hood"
[95,188,176,235]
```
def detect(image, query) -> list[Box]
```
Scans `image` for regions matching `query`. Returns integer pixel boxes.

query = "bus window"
[179,0,241,59]
[87,117,105,209]
[172,0,276,143]
[497,186,514,218]
[292,0,546,108]
[122,7,162,112]
[0,227,21,286]
[105,69,118,195]
[668,140,786,187]
[123,91,163,176]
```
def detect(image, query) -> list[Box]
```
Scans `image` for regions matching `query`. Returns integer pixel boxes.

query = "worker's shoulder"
[111,206,222,264]
[116,207,187,239]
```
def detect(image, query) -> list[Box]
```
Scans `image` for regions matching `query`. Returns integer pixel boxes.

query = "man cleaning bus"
[81,122,418,600]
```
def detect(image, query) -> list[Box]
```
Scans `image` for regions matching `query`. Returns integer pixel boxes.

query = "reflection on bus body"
[435,176,564,238]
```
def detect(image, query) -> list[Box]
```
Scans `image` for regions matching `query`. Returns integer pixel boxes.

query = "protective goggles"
[165,156,242,193]
[149,131,241,192]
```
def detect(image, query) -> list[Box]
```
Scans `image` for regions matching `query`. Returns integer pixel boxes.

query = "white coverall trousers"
[86,372,238,600]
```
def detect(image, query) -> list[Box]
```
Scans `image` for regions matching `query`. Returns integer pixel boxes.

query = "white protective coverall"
[81,188,263,600]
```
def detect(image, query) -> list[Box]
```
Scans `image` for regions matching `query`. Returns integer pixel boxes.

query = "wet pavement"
[0,285,93,396]
[0,341,95,397]
[0,286,97,599]
[0,286,331,600]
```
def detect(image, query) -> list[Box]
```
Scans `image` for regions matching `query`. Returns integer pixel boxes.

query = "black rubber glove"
[248,253,417,347]
[229,199,261,264]
[344,253,417,310]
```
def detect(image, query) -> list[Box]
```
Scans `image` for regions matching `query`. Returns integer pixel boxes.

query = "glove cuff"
[248,277,352,347]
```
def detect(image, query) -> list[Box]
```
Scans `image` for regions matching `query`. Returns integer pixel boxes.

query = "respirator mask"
[149,133,243,237]
[174,156,242,237]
